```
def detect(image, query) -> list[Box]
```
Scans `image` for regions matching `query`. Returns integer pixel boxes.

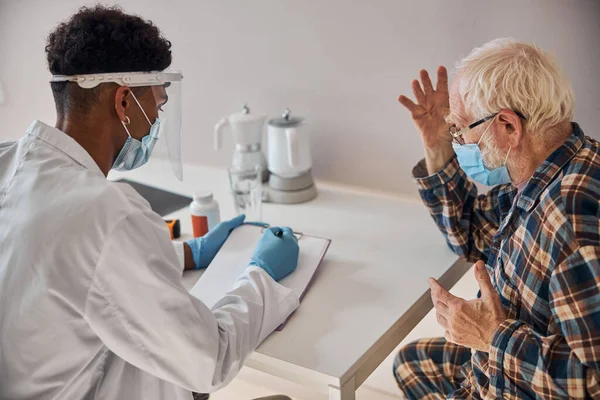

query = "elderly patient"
[394,38,600,399]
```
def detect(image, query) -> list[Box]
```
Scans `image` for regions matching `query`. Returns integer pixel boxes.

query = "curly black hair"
[46,5,172,117]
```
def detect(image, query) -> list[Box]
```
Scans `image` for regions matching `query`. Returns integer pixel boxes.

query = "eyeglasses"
[449,111,526,145]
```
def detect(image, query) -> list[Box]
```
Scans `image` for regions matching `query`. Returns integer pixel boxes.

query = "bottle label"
[191,215,209,238]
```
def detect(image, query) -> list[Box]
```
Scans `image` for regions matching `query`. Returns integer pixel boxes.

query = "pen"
[243,222,303,239]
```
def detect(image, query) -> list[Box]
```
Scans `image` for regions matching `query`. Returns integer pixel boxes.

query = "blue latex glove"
[186,214,246,269]
[249,227,299,281]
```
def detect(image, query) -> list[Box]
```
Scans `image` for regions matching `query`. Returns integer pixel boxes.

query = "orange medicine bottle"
[190,192,220,238]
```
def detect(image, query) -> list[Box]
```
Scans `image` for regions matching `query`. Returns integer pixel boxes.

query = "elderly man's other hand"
[429,261,507,352]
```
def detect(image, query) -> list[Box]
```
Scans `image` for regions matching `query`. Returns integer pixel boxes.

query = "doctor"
[0,5,299,400]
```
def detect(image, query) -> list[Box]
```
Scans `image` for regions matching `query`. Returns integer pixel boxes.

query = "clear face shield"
[50,71,184,180]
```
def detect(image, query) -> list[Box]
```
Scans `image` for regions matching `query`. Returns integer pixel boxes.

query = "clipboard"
[189,224,331,330]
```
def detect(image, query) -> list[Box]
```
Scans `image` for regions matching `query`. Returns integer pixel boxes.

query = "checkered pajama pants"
[393,337,473,400]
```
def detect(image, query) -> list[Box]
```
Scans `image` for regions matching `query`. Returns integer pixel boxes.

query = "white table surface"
[109,158,468,399]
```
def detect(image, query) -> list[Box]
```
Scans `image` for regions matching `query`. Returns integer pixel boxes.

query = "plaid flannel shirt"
[413,123,600,399]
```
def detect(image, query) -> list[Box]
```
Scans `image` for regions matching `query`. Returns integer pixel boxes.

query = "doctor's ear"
[114,86,132,121]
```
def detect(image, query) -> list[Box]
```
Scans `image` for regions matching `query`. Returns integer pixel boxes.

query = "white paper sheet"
[190,225,330,325]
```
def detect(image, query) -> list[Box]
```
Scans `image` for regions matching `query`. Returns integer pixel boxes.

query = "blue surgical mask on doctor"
[112,91,160,172]
[451,116,512,186]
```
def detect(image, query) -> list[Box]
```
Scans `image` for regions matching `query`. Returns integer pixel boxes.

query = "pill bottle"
[190,192,220,238]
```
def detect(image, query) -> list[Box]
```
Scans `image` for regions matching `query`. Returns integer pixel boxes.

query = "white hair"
[456,38,575,136]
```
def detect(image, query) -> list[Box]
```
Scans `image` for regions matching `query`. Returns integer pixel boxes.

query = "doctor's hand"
[185,214,246,269]
[429,261,506,352]
[250,227,299,281]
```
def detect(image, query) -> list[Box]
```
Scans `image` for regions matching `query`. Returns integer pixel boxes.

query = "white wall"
[1,0,599,196]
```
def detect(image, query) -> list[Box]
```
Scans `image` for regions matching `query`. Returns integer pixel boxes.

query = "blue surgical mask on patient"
[112,92,160,172]
[451,118,512,186]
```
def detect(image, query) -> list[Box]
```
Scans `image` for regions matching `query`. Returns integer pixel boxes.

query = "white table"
[110,159,468,400]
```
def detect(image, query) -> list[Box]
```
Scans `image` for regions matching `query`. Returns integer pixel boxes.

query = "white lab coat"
[0,121,299,400]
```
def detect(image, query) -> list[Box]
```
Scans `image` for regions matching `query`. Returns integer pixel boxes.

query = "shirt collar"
[515,179,529,195]
[517,122,585,212]
[26,120,105,176]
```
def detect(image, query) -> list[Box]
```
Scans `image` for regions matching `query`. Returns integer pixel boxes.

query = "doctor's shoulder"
[68,179,153,232]
[91,180,174,255]
[111,181,151,207]
[98,180,153,218]
[100,180,163,230]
